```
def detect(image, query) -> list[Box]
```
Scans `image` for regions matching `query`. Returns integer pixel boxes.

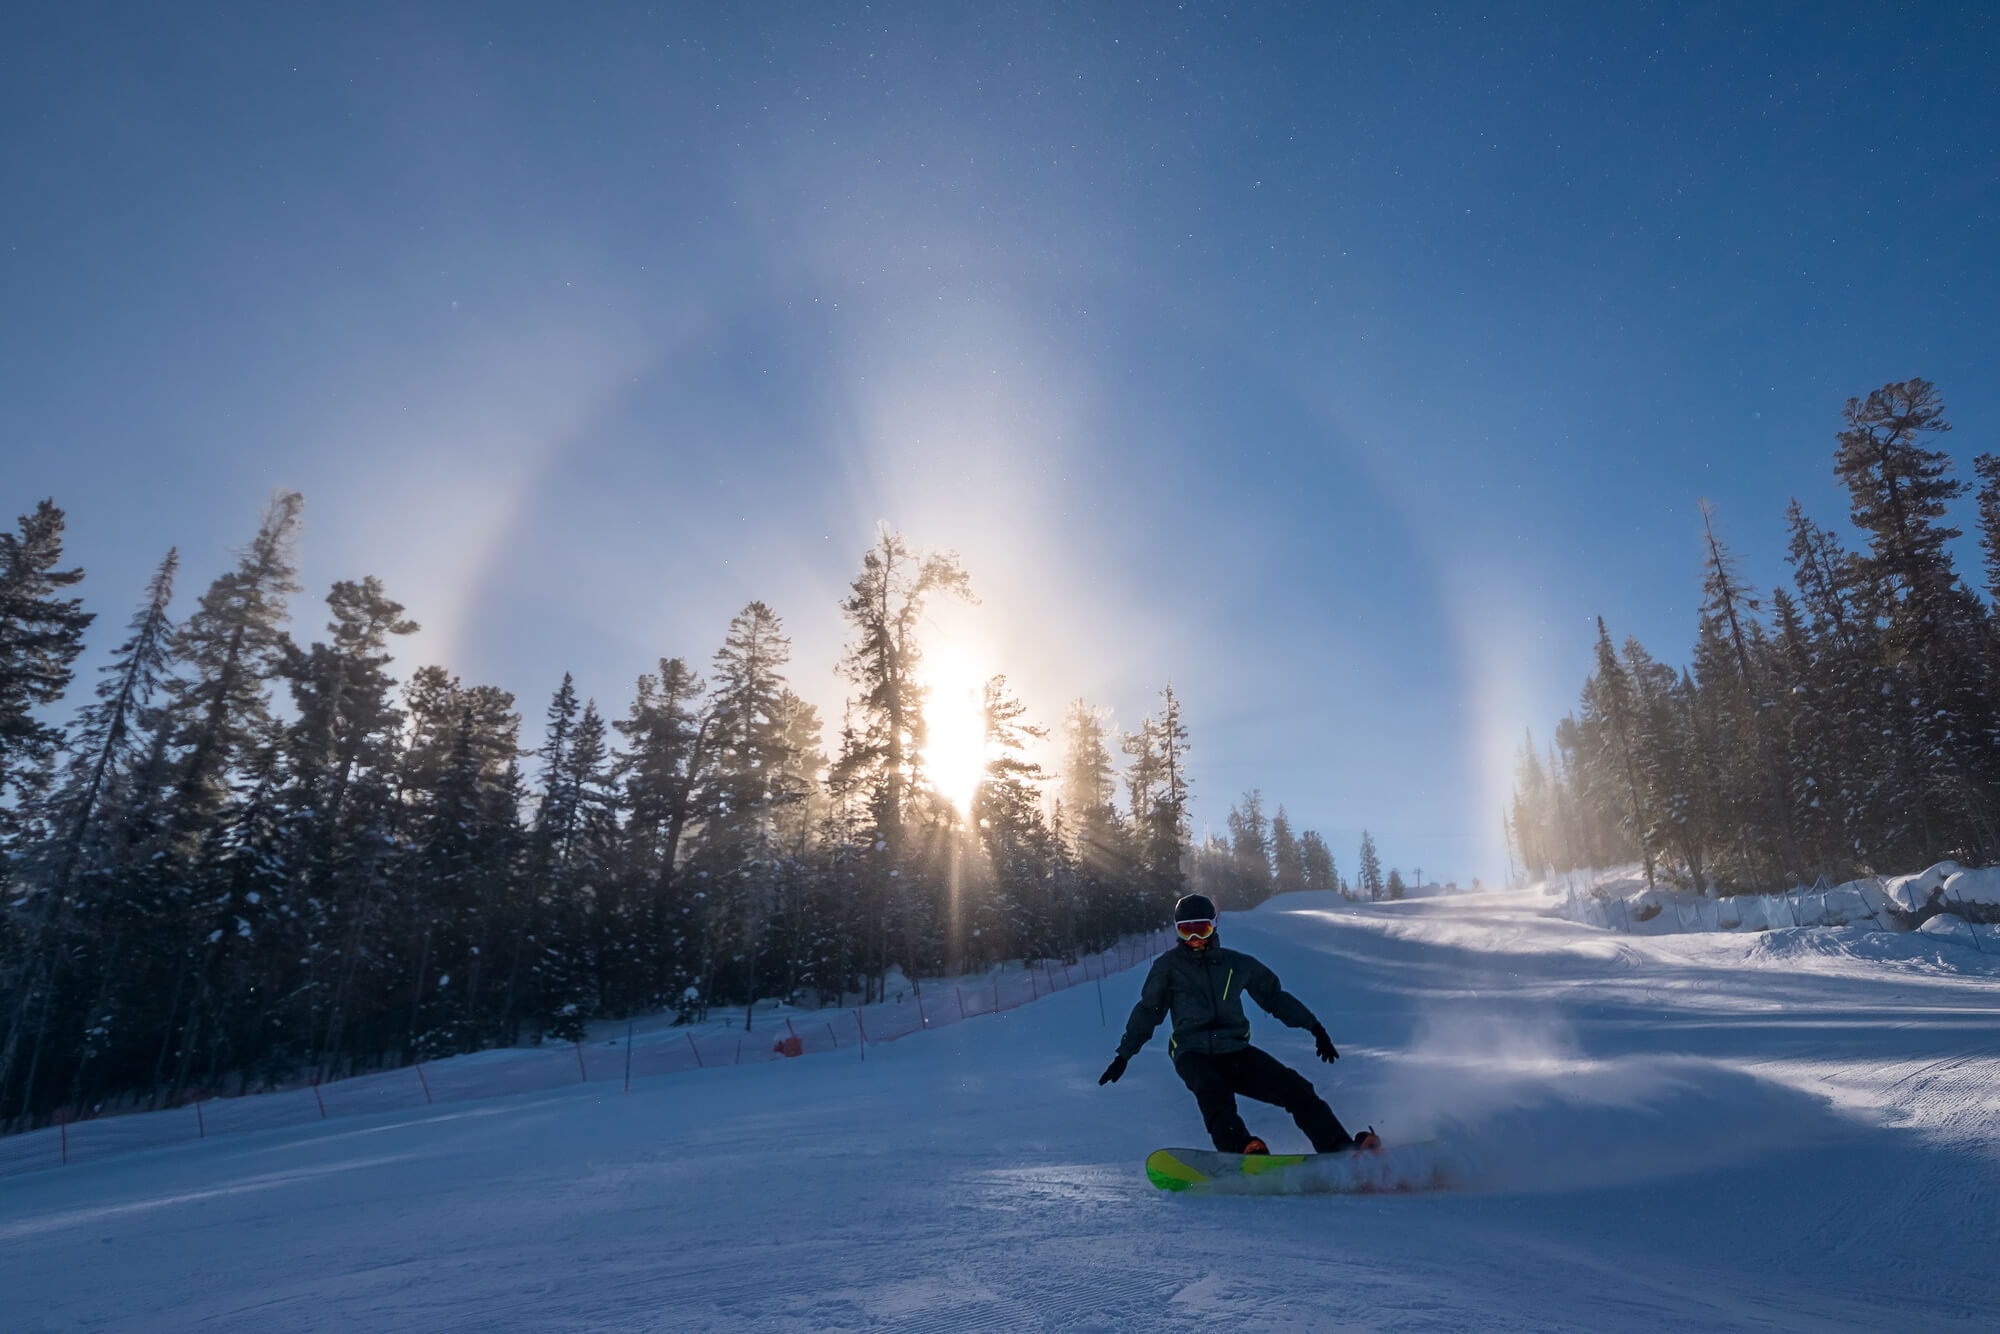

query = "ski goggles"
[1175,918,1216,942]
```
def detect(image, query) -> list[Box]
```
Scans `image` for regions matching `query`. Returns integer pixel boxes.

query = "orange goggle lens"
[1175,919,1216,941]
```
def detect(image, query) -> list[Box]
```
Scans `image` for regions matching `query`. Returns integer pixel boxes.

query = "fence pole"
[916,990,927,1028]
[1951,888,1990,953]
[1095,976,1107,1028]
[1030,969,1039,1001]
[312,1079,327,1119]
[415,1062,433,1104]
[624,1018,635,1092]
[735,1038,743,1065]
[575,1040,588,1083]
[954,987,966,1020]
[854,1009,867,1061]
[826,1022,838,1049]
[687,1032,704,1068]
[994,978,1001,1013]
[195,1096,205,1139]
[59,1114,68,1166]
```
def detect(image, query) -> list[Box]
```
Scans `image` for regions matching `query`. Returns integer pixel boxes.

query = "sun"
[918,637,990,818]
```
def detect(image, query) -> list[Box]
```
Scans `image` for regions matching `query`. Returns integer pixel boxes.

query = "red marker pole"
[312,1079,327,1120]
[854,1009,867,1062]
[194,1096,205,1139]
[415,1062,433,1104]
[575,1040,588,1083]
[687,1032,704,1068]
[59,1115,68,1166]
[954,987,966,1021]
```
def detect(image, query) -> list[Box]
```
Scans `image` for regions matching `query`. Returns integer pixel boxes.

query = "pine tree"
[1624,638,1709,891]
[410,682,523,1053]
[281,578,418,849]
[699,602,796,1030]
[161,491,303,850]
[1120,717,1159,835]
[1357,830,1384,900]
[1148,685,1191,889]
[0,500,93,859]
[1270,806,1305,895]
[834,530,971,853]
[21,539,177,1117]
[1782,502,1888,867]
[832,532,970,1003]
[761,688,827,1005]
[46,549,177,890]
[1226,791,1271,906]
[1384,868,1406,901]
[1587,618,1656,890]
[1299,830,1337,894]
[1061,699,1122,870]
[536,700,617,1040]
[1973,453,2000,606]
[616,657,709,903]
[0,500,94,1118]
[525,678,618,1041]
[533,674,581,859]
[1833,381,1995,859]
[969,675,1052,964]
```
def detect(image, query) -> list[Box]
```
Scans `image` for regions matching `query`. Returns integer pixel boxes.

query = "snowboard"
[1145,1141,1448,1195]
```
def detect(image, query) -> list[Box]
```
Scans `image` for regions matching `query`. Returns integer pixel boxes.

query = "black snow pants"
[1173,1045,1351,1153]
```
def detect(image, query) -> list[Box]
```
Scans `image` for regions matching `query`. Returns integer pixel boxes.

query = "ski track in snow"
[4,888,1998,1332]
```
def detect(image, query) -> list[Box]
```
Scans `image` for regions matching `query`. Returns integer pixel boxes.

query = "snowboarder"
[1099,893,1379,1155]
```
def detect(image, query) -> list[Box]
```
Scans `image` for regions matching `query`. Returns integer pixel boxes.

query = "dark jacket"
[1115,938,1322,1060]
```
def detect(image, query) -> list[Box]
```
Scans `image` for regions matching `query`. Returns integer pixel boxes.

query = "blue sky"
[5,3,1996,882]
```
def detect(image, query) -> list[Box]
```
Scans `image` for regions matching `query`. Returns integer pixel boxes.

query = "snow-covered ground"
[6,889,1998,1331]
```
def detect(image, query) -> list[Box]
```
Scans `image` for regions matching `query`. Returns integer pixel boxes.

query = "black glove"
[1099,1054,1129,1085]
[1312,1027,1339,1063]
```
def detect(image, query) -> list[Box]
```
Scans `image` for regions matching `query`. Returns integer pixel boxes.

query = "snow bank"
[1942,866,2000,914]
[1882,861,1962,914]
[1557,880,1893,937]
[1551,857,2000,951]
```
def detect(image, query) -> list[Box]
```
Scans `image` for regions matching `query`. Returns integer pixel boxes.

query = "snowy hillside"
[5,889,1998,1332]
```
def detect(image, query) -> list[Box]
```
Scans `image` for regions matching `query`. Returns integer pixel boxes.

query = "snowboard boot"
[1350,1127,1382,1152]
[1240,1137,1270,1155]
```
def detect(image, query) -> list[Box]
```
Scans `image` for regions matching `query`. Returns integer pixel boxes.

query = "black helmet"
[1174,893,1217,923]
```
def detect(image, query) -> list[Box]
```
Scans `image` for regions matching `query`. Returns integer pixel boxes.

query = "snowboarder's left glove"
[1098,1054,1128,1085]
[1312,1026,1339,1063]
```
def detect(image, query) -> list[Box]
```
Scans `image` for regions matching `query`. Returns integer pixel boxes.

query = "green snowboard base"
[1146,1142,1447,1195]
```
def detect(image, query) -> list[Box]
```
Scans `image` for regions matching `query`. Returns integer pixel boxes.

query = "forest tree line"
[0,504,1369,1130]
[1510,378,2000,895]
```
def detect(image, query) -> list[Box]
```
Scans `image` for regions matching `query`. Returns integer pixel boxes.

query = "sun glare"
[918,638,990,817]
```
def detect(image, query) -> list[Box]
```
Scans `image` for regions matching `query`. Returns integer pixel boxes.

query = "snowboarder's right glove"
[1312,1026,1339,1063]
[1098,1054,1128,1085]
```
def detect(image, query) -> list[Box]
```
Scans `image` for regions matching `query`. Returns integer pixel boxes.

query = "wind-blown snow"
[5,889,1997,1331]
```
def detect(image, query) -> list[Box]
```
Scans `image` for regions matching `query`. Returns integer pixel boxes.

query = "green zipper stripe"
[1222,968,1233,1000]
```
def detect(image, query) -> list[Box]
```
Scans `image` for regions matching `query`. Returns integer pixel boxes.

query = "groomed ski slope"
[5,888,1998,1332]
